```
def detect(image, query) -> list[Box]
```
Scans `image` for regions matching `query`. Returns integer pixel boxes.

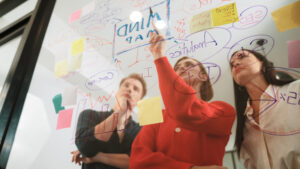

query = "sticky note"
[54,59,68,78]
[71,38,84,56]
[56,108,73,130]
[82,1,95,16]
[211,2,239,26]
[52,94,65,114]
[271,1,300,32]
[287,40,300,68]
[69,9,82,24]
[137,96,163,126]
[62,86,77,106]
[190,10,213,34]
[67,53,82,71]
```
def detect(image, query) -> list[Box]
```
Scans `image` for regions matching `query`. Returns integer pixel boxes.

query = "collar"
[244,84,278,120]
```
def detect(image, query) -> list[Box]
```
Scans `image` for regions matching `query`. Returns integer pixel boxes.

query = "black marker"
[149,7,153,15]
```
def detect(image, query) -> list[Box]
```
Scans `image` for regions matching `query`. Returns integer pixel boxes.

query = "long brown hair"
[174,56,213,101]
[230,49,296,156]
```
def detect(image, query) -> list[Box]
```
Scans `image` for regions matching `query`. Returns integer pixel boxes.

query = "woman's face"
[174,58,207,87]
[230,50,263,86]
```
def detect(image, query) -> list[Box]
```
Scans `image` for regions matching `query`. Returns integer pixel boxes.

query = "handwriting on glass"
[233,5,267,30]
[85,70,118,90]
[279,91,300,105]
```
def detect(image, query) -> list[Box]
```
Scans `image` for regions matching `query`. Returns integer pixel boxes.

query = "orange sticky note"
[271,1,300,32]
[211,2,239,26]
[190,10,213,33]
[56,108,73,130]
[137,96,163,126]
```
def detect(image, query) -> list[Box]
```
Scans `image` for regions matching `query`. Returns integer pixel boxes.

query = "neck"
[192,83,202,100]
[244,74,269,102]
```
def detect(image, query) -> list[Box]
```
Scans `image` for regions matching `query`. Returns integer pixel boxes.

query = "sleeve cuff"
[154,56,168,64]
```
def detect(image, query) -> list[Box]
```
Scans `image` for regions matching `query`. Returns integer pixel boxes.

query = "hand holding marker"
[149,7,166,60]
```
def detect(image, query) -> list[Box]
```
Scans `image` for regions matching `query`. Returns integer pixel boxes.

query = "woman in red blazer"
[129,30,236,169]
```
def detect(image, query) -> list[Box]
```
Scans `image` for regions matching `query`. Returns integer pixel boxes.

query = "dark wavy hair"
[230,49,296,156]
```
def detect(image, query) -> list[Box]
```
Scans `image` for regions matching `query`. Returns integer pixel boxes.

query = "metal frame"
[0,12,31,46]
[0,0,56,168]
[227,150,237,169]
[0,0,26,17]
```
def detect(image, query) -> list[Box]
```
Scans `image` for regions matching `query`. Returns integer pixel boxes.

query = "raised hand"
[113,91,131,115]
[149,23,166,60]
[113,90,133,130]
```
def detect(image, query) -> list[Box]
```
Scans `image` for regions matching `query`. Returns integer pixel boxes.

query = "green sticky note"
[52,94,65,114]
[137,96,163,126]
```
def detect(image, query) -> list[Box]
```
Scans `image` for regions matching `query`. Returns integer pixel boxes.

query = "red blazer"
[130,57,236,169]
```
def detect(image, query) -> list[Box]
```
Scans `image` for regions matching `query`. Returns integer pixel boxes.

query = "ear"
[198,73,208,82]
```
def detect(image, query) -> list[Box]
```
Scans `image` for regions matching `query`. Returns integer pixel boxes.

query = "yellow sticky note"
[190,10,213,34]
[137,96,163,126]
[271,1,300,32]
[71,38,84,56]
[54,59,68,78]
[67,54,82,71]
[211,2,239,26]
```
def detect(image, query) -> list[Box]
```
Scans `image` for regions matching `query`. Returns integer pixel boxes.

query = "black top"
[75,109,141,169]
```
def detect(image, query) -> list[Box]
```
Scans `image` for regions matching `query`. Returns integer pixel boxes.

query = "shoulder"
[284,79,300,88]
[209,101,236,116]
[79,109,96,117]
[276,79,300,92]
[209,100,234,109]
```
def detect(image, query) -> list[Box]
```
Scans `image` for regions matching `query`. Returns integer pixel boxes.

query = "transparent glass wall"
[0,0,37,30]
[0,36,22,92]
[6,0,300,169]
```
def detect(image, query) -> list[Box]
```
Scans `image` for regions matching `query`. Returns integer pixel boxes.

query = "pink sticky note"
[56,108,73,130]
[69,9,82,24]
[287,40,300,68]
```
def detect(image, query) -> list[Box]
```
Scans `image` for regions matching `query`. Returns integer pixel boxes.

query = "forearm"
[153,53,164,60]
[97,153,129,169]
[154,57,196,115]
[94,113,118,141]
